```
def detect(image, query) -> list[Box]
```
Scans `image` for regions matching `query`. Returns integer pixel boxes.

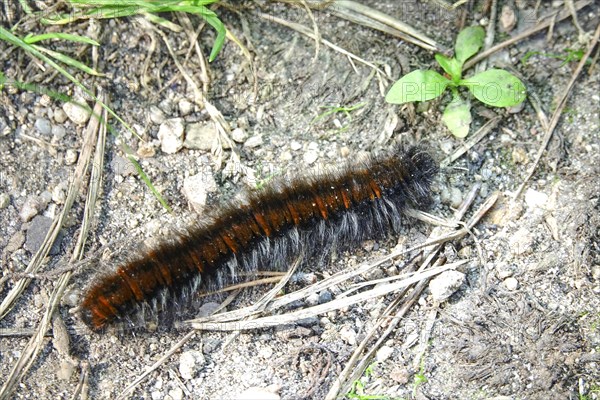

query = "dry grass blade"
[182,228,466,327]
[440,116,501,168]
[463,0,592,71]
[0,95,107,400]
[186,262,463,332]
[0,98,100,321]
[330,0,445,53]
[326,187,498,398]
[514,22,600,199]
[257,12,389,79]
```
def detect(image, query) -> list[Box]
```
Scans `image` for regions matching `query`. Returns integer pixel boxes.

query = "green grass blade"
[0,26,171,210]
[33,45,103,76]
[24,32,100,46]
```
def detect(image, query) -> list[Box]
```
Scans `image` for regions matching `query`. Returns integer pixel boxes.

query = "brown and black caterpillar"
[80,146,438,331]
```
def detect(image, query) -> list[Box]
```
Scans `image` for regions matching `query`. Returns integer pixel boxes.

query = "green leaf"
[442,96,472,138]
[455,26,485,63]
[24,32,100,46]
[385,70,451,104]
[461,69,526,107]
[435,53,462,81]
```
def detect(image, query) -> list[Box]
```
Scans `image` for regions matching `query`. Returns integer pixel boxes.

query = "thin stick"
[514,22,600,199]
[0,95,106,400]
[463,0,592,71]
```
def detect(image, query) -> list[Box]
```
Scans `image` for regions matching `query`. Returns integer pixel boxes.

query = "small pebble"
[65,149,78,165]
[231,127,248,143]
[429,270,465,302]
[244,135,263,148]
[524,188,548,210]
[20,196,45,222]
[51,182,68,205]
[339,326,357,345]
[136,142,156,158]
[158,118,184,154]
[511,147,528,164]
[183,171,217,213]
[305,292,320,306]
[178,99,193,116]
[25,215,63,255]
[390,367,410,384]
[63,99,91,125]
[504,277,519,291]
[51,125,66,141]
[318,291,332,304]
[0,193,9,209]
[168,388,184,400]
[184,122,217,151]
[500,4,517,32]
[34,118,52,136]
[376,346,394,362]
[178,350,205,380]
[279,151,293,161]
[509,227,533,255]
[148,105,166,125]
[303,150,318,165]
[53,108,68,124]
[290,141,302,151]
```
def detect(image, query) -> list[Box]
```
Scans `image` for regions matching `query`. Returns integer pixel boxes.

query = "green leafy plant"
[385,26,526,138]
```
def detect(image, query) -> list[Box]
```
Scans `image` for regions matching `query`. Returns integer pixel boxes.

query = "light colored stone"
[504,277,519,291]
[231,127,248,143]
[303,150,318,165]
[158,118,184,154]
[376,345,394,362]
[62,99,91,125]
[178,350,205,380]
[339,325,357,345]
[184,122,216,151]
[509,227,533,255]
[524,188,548,210]
[0,193,9,209]
[244,135,263,148]
[178,99,193,116]
[65,149,78,165]
[183,171,217,213]
[429,270,466,302]
[35,118,52,135]
[148,105,166,125]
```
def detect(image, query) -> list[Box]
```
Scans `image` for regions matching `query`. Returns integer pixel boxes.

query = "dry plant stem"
[319,1,441,53]
[183,230,466,327]
[328,185,494,399]
[0,96,107,400]
[463,0,592,71]
[333,0,444,52]
[0,99,100,320]
[187,262,464,331]
[257,12,389,79]
[476,0,497,73]
[514,22,600,199]
[440,116,501,168]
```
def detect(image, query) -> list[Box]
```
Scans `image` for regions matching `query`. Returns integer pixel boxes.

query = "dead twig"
[463,0,592,71]
[514,23,600,199]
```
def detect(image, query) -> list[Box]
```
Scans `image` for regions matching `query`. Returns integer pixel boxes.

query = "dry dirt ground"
[1,1,599,399]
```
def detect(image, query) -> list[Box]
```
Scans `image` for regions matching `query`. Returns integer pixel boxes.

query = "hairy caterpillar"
[80,146,438,331]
